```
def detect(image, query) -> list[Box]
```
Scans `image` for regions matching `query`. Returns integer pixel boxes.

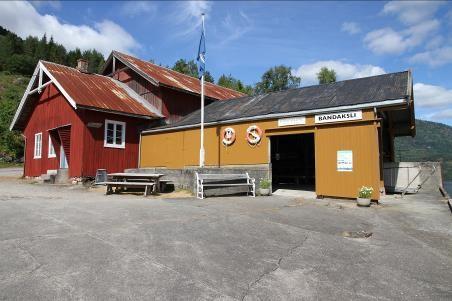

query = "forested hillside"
[395,120,452,180]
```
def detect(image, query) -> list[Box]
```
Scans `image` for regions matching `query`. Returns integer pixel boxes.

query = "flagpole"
[199,13,205,168]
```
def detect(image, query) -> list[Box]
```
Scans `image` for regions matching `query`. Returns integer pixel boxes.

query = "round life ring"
[246,125,263,145]
[222,127,236,146]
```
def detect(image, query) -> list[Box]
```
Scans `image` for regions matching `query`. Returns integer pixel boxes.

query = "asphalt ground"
[0,178,451,300]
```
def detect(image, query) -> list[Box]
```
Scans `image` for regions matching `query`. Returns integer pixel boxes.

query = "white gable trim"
[9,64,40,131]
[9,61,78,131]
[39,62,77,109]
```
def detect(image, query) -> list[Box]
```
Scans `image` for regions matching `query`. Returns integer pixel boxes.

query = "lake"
[444,181,452,196]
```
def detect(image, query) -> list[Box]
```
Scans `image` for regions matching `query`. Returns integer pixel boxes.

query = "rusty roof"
[41,61,161,118]
[110,51,246,100]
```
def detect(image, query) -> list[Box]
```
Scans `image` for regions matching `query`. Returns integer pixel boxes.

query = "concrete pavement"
[0,179,451,300]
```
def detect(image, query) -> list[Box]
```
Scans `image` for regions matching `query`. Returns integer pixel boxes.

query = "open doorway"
[271,133,315,192]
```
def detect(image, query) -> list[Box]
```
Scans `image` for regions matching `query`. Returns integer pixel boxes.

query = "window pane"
[115,124,123,144]
[106,122,114,144]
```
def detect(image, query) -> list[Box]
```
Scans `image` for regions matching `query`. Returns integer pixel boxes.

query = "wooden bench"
[195,172,255,199]
[99,181,155,196]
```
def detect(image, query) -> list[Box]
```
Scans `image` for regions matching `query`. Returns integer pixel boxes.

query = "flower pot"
[357,197,371,207]
[259,188,270,196]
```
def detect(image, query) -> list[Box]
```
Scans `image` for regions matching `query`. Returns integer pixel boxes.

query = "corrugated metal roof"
[112,51,246,100]
[146,71,412,132]
[42,61,160,117]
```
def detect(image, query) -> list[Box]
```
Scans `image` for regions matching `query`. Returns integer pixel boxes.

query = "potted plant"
[357,186,373,207]
[259,178,271,196]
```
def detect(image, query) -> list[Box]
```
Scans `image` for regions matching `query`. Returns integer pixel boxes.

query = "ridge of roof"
[110,50,246,99]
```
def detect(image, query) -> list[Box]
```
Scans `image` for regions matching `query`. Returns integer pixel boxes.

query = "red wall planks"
[23,83,151,178]
[79,109,146,176]
[23,84,85,177]
[113,68,213,124]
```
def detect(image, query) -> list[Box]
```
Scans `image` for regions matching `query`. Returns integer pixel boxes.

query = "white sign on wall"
[337,150,353,172]
[315,110,362,124]
[278,116,306,127]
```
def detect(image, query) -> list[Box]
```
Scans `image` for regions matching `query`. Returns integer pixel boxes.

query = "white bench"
[99,181,155,196]
[195,172,255,199]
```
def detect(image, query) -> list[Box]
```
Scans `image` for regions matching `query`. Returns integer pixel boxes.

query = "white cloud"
[414,83,452,108]
[382,1,445,25]
[341,22,361,35]
[293,60,386,86]
[0,1,140,57]
[364,19,439,55]
[217,11,253,46]
[171,0,212,37]
[410,47,452,67]
[121,1,157,18]
[364,27,406,55]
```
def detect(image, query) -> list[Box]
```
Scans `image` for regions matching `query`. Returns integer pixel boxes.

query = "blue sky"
[1,1,451,125]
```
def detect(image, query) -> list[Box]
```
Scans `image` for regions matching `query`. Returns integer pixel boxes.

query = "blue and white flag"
[197,17,206,78]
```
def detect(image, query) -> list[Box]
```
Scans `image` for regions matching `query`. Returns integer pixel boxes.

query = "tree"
[203,71,214,83]
[172,59,198,78]
[171,58,214,83]
[317,67,337,84]
[255,65,301,94]
[217,74,253,95]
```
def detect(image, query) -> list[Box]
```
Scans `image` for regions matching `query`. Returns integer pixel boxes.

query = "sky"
[0,0,451,125]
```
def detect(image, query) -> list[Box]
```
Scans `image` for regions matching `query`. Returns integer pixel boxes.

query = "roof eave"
[141,98,409,135]
[78,105,158,120]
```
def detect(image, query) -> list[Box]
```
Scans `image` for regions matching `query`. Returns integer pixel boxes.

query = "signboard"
[337,150,353,172]
[315,110,362,124]
[278,117,306,127]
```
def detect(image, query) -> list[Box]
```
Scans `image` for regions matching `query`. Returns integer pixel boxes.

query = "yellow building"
[139,71,415,200]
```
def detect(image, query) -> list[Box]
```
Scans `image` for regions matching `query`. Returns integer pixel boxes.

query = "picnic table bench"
[98,173,165,196]
[195,172,255,199]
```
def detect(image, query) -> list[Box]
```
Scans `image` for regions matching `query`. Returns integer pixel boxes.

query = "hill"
[395,119,452,180]
[0,72,28,161]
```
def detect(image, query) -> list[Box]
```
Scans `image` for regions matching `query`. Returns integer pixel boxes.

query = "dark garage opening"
[271,133,315,192]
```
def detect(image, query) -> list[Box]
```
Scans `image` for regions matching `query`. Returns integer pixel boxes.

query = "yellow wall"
[140,109,381,199]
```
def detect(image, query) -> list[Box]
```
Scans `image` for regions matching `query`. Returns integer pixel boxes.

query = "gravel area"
[0,178,451,300]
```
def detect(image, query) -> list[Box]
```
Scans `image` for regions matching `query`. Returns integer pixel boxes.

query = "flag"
[197,17,206,78]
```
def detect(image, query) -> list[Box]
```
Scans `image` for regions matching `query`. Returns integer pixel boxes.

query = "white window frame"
[34,132,42,159]
[48,134,56,158]
[104,119,126,149]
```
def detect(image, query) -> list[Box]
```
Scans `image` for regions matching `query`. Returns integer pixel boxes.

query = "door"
[59,145,68,169]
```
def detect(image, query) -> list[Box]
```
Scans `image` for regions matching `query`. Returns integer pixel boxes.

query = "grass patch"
[0,162,23,168]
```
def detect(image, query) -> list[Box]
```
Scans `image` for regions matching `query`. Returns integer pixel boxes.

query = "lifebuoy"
[222,127,236,146]
[246,125,262,145]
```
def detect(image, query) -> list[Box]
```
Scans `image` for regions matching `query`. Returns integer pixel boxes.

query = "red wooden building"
[101,51,244,124]
[11,53,244,179]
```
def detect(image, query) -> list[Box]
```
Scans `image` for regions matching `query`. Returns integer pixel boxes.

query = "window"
[34,133,42,159]
[104,120,126,148]
[48,135,56,158]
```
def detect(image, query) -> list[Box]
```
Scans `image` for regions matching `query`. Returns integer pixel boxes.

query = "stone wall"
[125,164,271,195]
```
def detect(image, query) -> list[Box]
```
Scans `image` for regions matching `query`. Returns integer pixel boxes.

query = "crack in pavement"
[240,234,310,301]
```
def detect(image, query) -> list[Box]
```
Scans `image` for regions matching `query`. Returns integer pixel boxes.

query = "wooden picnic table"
[108,173,165,193]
